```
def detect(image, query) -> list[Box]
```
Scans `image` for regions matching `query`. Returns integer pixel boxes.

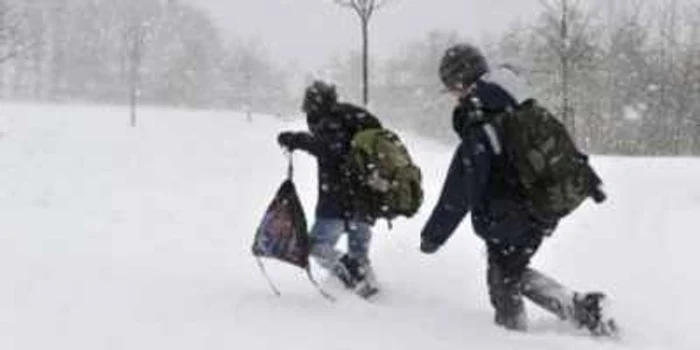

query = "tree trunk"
[560,0,575,139]
[129,35,140,128]
[361,17,369,106]
[129,70,137,127]
[562,56,574,137]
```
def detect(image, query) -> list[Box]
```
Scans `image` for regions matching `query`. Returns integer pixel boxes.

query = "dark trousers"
[486,230,544,322]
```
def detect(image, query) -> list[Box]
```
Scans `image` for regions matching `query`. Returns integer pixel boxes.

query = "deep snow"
[1,102,698,350]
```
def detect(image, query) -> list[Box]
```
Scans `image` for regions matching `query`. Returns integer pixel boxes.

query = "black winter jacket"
[421,79,555,249]
[280,102,381,221]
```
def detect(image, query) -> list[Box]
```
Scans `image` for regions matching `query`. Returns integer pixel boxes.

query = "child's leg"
[309,218,346,271]
[486,233,544,330]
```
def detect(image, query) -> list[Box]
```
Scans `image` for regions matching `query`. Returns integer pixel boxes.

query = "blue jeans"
[309,218,372,271]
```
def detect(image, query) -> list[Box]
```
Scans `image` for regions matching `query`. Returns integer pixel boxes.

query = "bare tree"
[536,0,597,138]
[599,0,649,154]
[230,40,264,122]
[0,1,32,64]
[120,0,160,127]
[685,4,700,154]
[125,24,149,127]
[636,0,684,154]
[334,0,387,106]
[668,0,700,154]
[373,30,461,140]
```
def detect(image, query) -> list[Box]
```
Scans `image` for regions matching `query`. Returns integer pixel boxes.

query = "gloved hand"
[277,131,297,151]
[420,239,441,254]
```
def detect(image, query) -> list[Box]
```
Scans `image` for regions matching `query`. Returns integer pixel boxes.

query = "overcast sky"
[187,0,544,73]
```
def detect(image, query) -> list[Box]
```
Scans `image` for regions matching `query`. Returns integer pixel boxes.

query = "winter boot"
[521,268,618,336]
[332,254,359,289]
[338,255,379,299]
[353,261,379,299]
[573,292,618,336]
[494,303,528,331]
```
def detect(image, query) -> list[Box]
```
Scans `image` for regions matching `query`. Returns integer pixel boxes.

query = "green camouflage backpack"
[485,99,605,219]
[344,128,423,222]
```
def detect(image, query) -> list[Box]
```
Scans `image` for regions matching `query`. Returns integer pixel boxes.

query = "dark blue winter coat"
[420,78,555,249]
[279,103,381,222]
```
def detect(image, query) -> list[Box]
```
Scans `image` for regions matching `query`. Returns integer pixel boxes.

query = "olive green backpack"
[344,128,424,222]
[485,99,605,218]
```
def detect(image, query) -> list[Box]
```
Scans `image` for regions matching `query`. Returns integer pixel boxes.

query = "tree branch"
[334,0,389,21]
[376,0,389,10]
[538,0,559,16]
[334,0,355,7]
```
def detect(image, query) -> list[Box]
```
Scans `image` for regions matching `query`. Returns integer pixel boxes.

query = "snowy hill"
[1,102,698,350]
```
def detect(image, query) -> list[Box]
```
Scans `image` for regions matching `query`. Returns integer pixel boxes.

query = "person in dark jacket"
[277,80,382,298]
[419,44,614,335]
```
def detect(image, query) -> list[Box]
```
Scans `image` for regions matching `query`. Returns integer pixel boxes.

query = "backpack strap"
[287,152,294,179]
[255,257,282,297]
[305,266,336,302]
[482,123,502,155]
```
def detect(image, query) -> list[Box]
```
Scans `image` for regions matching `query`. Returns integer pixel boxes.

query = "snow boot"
[494,306,528,331]
[353,262,379,299]
[573,292,618,336]
[332,254,359,289]
[338,255,379,299]
[521,268,618,336]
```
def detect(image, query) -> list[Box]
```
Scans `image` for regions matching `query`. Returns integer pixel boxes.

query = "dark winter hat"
[439,44,489,91]
[302,80,338,115]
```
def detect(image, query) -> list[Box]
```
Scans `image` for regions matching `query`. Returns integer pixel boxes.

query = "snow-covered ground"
[1,102,698,350]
